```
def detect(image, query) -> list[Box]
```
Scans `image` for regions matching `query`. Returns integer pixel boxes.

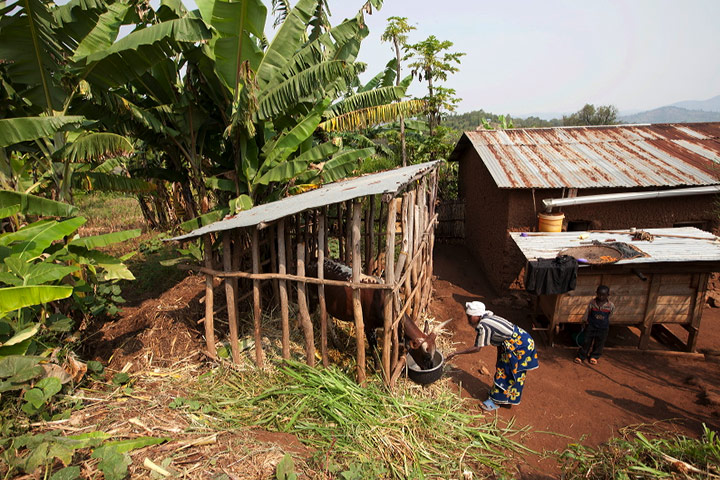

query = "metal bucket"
[406,351,445,385]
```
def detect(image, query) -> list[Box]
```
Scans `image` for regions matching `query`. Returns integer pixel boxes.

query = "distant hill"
[670,94,720,112]
[619,106,720,124]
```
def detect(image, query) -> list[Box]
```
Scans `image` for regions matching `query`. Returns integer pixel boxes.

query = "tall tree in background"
[563,104,619,126]
[404,35,464,136]
[381,16,415,166]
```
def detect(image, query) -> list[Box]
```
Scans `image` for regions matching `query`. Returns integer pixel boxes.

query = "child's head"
[596,285,610,302]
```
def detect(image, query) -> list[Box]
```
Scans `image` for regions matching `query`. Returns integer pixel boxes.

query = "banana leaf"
[0,117,85,148]
[68,229,141,249]
[0,191,78,217]
[0,285,73,313]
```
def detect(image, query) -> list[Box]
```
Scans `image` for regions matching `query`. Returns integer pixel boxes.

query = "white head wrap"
[465,301,492,317]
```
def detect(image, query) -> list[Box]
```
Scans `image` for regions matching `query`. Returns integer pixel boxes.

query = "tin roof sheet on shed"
[510,228,720,265]
[170,160,440,241]
[449,123,720,189]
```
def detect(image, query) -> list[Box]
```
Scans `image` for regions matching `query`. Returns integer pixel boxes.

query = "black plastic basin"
[406,351,444,385]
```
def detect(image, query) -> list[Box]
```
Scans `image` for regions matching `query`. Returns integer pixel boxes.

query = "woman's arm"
[446,346,481,360]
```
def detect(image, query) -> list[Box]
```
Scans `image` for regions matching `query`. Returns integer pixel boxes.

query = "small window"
[673,220,709,230]
[567,220,592,231]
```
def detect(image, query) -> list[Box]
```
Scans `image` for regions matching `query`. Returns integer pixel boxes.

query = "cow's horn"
[431,319,453,334]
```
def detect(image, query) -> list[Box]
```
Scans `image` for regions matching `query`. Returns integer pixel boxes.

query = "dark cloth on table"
[592,240,648,260]
[525,255,578,295]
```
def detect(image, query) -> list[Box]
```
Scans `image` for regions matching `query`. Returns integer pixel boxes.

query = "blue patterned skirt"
[489,326,539,405]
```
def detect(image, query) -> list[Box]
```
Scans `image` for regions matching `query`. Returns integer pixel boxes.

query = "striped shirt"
[474,315,516,348]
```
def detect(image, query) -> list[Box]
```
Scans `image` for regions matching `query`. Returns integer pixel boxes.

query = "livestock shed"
[448,122,720,292]
[510,228,720,352]
[171,161,441,385]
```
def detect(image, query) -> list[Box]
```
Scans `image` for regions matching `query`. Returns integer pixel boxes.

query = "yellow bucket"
[538,212,565,232]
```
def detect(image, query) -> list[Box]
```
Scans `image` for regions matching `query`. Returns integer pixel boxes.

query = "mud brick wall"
[458,149,720,293]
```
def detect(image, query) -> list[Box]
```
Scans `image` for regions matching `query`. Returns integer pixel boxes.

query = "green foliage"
[444,110,564,131]
[275,453,298,480]
[563,104,619,126]
[0,429,167,479]
[559,425,720,479]
[191,359,529,479]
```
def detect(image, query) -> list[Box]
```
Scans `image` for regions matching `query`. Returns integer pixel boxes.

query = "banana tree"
[0,0,209,202]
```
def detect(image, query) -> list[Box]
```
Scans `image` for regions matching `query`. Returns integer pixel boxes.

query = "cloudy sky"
[133,0,720,117]
[324,0,720,117]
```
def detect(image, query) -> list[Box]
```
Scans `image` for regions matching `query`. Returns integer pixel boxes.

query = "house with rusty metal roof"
[448,122,720,291]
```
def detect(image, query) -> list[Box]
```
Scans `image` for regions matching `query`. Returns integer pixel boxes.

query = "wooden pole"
[278,220,290,359]
[252,228,263,367]
[296,243,315,366]
[318,212,328,367]
[352,200,366,385]
[383,197,397,382]
[203,235,216,357]
[365,199,373,275]
[338,203,344,261]
[223,232,240,363]
[345,200,353,265]
[269,227,279,305]
[375,200,385,273]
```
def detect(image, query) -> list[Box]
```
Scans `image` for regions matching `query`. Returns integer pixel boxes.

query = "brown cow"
[307,258,448,369]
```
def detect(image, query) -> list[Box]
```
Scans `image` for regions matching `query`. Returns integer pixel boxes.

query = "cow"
[307,258,449,370]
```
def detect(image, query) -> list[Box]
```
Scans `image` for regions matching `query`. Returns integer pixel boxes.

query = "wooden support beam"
[203,235,216,357]
[366,198,375,275]
[318,212,329,367]
[252,228,263,367]
[269,227,279,305]
[345,200,353,265]
[277,220,290,359]
[297,243,315,366]
[352,200,366,385]
[223,232,240,363]
[687,272,709,352]
[639,274,661,350]
[338,202,344,262]
[383,197,397,382]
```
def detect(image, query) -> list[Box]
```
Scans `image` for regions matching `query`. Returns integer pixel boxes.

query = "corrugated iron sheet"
[510,228,720,264]
[170,160,440,241]
[450,123,720,189]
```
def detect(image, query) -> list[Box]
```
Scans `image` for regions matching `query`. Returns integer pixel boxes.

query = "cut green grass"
[189,359,531,479]
[558,423,720,479]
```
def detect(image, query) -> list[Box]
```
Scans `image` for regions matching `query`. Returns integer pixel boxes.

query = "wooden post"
[382,198,397,382]
[338,203,344,261]
[351,200,366,385]
[296,243,315,366]
[318,212,329,367]
[203,235,216,357]
[223,232,240,363]
[277,220,290,359]
[269,227,279,305]
[375,200,385,273]
[639,274,661,350]
[345,200,353,265]
[366,198,375,275]
[252,228,263,367]
[687,272,709,352]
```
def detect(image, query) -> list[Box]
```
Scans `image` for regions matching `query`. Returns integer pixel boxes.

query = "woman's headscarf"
[465,301,493,317]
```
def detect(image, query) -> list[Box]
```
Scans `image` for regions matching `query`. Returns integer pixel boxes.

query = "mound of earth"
[83,275,207,373]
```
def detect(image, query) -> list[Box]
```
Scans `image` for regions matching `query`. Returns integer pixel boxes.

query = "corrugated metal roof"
[449,123,720,189]
[170,160,440,241]
[510,228,720,264]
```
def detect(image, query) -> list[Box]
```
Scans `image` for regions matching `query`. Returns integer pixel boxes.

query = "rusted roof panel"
[170,160,440,242]
[450,123,720,189]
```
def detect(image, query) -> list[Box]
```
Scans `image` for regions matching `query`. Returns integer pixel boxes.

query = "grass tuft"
[189,359,530,479]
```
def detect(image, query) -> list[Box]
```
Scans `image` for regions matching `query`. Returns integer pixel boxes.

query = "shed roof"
[171,160,440,241]
[449,123,720,189]
[510,227,720,265]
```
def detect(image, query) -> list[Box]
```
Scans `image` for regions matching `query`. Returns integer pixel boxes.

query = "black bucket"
[406,351,445,385]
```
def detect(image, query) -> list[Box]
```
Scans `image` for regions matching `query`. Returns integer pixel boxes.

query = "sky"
[134,0,720,117]
[323,0,720,117]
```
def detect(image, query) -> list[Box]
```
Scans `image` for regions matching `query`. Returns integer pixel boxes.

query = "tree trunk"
[394,37,407,167]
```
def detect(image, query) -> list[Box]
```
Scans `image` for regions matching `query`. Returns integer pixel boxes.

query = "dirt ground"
[81,244,720,478]
[431,243,720,478]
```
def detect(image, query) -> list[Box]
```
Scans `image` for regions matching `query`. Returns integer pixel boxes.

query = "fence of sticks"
[172,161,440,385]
